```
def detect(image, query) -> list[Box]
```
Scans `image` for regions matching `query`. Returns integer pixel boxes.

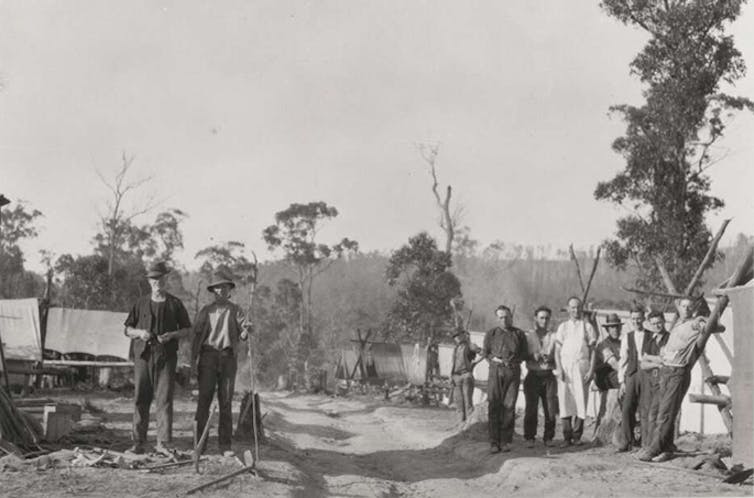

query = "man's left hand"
[156,332,174,343]
[239,330,249,341]
[584,369,594,383]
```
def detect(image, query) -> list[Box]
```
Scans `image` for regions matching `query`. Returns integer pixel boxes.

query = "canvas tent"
[0,298,42,361]
[335,342,407,382]
[45,307,131,360]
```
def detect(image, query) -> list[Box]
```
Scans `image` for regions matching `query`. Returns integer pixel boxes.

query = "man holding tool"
[191,268,251,456]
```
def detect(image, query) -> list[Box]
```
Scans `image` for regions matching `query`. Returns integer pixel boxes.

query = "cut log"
[689,393,731,406]
[705,375,729,385]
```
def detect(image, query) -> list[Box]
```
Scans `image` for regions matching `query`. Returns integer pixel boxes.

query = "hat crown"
[604,313,622,326]
[146,261,171,277]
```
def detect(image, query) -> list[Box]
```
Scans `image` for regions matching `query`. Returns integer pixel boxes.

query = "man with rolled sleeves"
[483,305,528,453]
[523,305,558,448]
[124,261,192,454]
[638,314,716,462]
[191,270,250,455]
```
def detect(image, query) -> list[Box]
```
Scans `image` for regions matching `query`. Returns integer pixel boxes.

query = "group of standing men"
[122,262,250,455]
[452,295,712,461]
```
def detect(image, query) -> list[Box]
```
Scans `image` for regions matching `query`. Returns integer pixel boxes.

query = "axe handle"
[193,402,217,473]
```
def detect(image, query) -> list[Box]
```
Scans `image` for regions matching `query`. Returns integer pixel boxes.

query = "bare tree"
[96,152,156,277]
[416,142,462,255]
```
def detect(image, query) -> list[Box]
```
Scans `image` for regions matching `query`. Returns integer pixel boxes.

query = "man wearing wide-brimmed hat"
[124,261,192,455]
[594,313,623,391]
[191,269,250,455]
[450,327,481,423]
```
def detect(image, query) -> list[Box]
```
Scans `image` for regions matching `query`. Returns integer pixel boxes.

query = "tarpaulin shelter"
[0,299,42,361]
[45,307,130,360]
[335,342,407,382]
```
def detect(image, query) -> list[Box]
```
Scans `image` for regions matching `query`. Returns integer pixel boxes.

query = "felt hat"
[207,271,236,292]
[146,261,171,279]
[602,313,623,329]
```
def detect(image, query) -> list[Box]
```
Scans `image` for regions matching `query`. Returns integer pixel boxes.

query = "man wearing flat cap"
[124,261,192,454]
[191,269,250,455]
[450,328,481,422]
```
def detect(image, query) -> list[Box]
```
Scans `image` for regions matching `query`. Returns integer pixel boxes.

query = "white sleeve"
[618,334,628,384]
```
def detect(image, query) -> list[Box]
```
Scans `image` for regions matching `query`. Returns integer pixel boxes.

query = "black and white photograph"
[1,1,753,496]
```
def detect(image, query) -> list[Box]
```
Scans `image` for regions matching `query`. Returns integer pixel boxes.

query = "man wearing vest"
[450,328,481,422]
[192,270,250,455]
[124,262,192,455]
[637,310,670,450]
[638,312,719,463]
[483,305,528,453]
[523,306,558,448]
[616,306,646,452]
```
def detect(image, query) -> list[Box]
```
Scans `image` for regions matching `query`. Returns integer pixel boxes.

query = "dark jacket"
[451,341,480,375]
[482,326,528,367]
[124,293,191,360]
[190,300,247,367]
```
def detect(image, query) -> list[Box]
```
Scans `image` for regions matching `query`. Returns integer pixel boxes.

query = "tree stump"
[234,392,265,443]
[593,389,624,446]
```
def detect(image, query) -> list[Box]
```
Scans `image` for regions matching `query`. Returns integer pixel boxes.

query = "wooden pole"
[185,466,256,495]
[569,244,586,294]
[246,251,260,466]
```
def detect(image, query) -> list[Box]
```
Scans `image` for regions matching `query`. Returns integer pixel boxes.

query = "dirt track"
[0,391,750,497]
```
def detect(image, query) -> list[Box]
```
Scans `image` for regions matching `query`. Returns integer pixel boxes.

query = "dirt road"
[0,391,749,497]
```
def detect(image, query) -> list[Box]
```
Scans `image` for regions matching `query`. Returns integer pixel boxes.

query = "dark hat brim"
[207,280,236,292]
[146,270,170,279]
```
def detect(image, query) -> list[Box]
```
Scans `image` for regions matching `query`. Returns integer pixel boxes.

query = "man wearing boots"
[450,328,481,422]
[523,306,558,448]
[191,270,250,456]
[124,261,192,455]
[554,296,597,447]
[616,306,646,452]
[483,305,528,453]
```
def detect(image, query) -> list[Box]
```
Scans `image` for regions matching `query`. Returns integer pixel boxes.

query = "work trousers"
[451,372,475,422]
[487,364,520,445]
[523,370,558,442]
[620,372,641,448]
[561,416,584,442]
[646,366,688,456]
[133,350,177,444]
[639,368,662,448]
[195,347,237,450]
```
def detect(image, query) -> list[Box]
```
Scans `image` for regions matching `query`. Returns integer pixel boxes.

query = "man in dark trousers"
[616,306,646,451]
[483,305,528,453]
[450,328,481,422]
[637,310,670,451]
[523,305,558,448]
[638,308,719,463]
[191,270,250,455]
[124,261,192,454]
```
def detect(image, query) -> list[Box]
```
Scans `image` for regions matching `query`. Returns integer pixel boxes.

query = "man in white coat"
[554,296,597,447]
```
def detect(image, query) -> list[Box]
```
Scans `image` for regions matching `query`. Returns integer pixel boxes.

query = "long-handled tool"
[185,450,256,495]
[244,252,260,465]
[193,402,217,473]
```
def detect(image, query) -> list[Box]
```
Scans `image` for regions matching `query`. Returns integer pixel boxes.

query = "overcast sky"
[2,1,753,272]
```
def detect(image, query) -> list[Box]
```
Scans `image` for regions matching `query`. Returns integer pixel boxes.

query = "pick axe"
[186,450,257,495]
[193,402,217,473]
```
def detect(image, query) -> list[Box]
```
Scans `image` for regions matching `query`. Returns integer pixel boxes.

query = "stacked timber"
[0,389,42,454]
